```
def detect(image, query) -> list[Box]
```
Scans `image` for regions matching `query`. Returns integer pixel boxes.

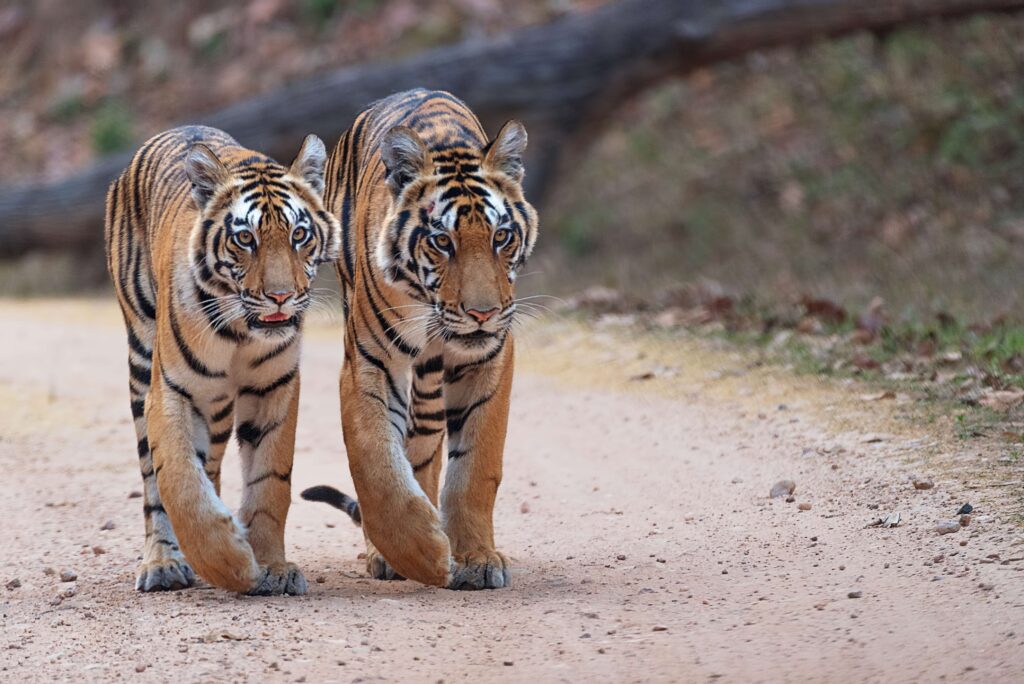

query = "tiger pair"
[104,90,538,595]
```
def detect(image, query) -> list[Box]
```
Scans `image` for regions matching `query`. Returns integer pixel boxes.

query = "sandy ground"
[1,299,1022,683]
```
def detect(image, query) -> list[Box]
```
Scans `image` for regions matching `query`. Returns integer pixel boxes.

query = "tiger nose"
[266,290,295,304]
[463,306,499,323]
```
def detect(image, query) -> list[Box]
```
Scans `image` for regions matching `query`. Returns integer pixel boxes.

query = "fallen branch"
[1,0,1022,255]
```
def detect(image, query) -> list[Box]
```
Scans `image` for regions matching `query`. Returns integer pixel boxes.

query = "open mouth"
[250,312,297,329]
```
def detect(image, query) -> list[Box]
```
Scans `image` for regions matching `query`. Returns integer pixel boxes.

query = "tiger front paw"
[247,562,308,596]
[448,549,511,590]
[136,556,196,592]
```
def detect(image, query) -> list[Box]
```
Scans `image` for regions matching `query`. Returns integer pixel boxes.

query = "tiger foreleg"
[237,375,307,596]
[149,372,261,593]
[341,358,453,587]
[441,339,515,590]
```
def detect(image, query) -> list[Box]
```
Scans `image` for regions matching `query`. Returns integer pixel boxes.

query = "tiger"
[301,89,538,589]
[104,125,341,594]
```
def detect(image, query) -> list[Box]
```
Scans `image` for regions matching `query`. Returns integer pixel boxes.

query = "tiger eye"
[234,230,254,247]
[292,227,307,243]
[494,228,510,244]
[433,234,451,249]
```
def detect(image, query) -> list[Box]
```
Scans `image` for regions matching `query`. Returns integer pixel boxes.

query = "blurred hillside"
[1,1,1023,322]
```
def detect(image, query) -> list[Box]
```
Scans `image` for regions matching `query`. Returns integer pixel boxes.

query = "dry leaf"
[860,390,896,402]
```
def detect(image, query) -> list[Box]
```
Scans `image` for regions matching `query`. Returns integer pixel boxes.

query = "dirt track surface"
[1,299,1022,683]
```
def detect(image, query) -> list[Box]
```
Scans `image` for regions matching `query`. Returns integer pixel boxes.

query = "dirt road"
[1,300,1022,683]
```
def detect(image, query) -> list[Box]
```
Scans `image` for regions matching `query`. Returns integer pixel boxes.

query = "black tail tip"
[300,485,361,525]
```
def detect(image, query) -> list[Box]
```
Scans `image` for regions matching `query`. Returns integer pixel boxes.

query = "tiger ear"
[483,120,527,182]
[185,144,230,209]
[289,134,328,195]
[380,126,428,196]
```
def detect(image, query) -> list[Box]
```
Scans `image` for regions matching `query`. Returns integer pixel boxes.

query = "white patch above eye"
[442,209,457,230]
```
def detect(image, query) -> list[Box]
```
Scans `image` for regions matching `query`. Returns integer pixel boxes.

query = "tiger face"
[376,121,539,354]
[186,136,341,337]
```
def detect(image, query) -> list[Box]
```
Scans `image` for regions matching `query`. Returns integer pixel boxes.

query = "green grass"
[91,101,134,155]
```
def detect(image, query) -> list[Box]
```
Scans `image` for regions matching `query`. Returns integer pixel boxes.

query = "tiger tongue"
[260,312,290,323]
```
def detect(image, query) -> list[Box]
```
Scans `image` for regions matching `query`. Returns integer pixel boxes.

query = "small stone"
[519,501,530,514]
[959,540,968,547]
[935,520,960,535]
[616,554,626,561]
[959,515,971,527]
[731,477,743,484]
[100,521,115,531]
[956,503,973,515]
[978,583,995,591]
[91,546,106,555]
[656,558,666,563]
[785,495,796,503]
[58,585,77,600]
[5,578,20,590]
[128,491,142,499]
[770,480,796,499]
[59,570,77,582]
[848,591,863,599]
[798,503,812,511]
[652,626,668,632]
[912,478,934,490]
[503,661,514,666]
[135,664,146,673]
[315,576,326,584]
[810,536,818,542]
[42,567,55,576]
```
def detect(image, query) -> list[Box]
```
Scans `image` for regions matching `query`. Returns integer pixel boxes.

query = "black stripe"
[210,428,232,445]
[169,300,227,378]
[239,368,297,397]
[130,400,145,419]
[129,361,151,386]
[415,355,444,378]
[250,338,295,368]
[211,400,234,423]
[446,392,494,434]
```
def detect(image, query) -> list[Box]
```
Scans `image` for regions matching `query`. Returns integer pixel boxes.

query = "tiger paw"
[136,557,196,592]
[448,549,511,590]
[248,562,308,596]
[366,546,405,581]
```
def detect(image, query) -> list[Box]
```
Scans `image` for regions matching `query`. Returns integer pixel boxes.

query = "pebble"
[616,554,626,561]
[912,478,934,490]
[91,546,106,555]
[956,503,973,515]
[770,480,796,499]
[43,567,55,576]
[959,515,971,527]
[100,521,115,531]
[652,626,668,632]
[128,491,142,499]
[5,578,21,590]
[519,501,530,514]
[60,570,77,582]
[503,661,514,666]
[935,521,960,535]
[848,591,863,599]
[315,576,326,584]
[798,503,812,511]
[135,665,147,673]
[785,495,796,503]
[978,583,995,591]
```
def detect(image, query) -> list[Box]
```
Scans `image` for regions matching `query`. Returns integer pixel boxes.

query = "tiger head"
[185,135,341,337]
[376,121,539,354]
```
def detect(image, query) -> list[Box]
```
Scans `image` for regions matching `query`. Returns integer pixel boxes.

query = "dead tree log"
[1,0,1022,256]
